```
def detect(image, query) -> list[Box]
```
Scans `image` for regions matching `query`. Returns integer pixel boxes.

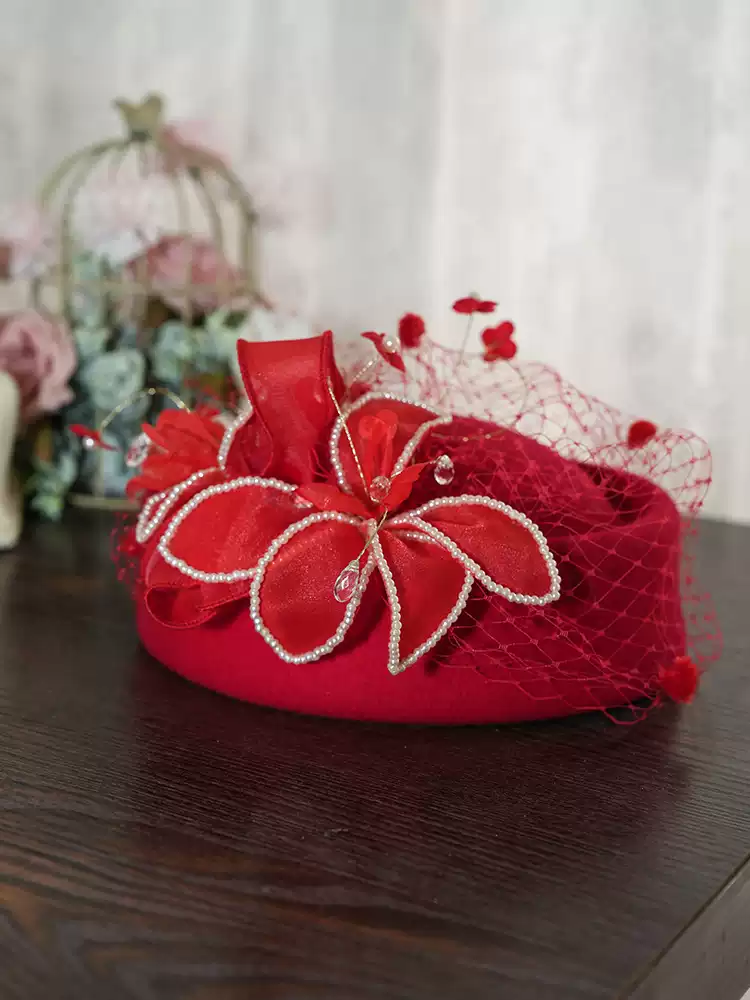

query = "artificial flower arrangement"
[77,295,719,725]
[0,94,309,519]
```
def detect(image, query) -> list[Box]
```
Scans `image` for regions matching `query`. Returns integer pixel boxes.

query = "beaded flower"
[138,332,560,673]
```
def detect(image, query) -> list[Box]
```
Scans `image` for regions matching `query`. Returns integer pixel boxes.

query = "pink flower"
[0,310,76,424]
[0,203,55,278]
[128,235,242,314]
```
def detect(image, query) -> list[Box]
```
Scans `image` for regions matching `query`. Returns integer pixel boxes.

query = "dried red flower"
[452,296,497,315]
[361,331,406,373]
[627,419,658,449]
[70,424,116,451]
[398,312,426,349]
[481,322,517,362]
[658,655,700,703]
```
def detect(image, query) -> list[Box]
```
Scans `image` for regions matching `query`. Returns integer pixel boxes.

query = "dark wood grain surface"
[0,512,748,1000]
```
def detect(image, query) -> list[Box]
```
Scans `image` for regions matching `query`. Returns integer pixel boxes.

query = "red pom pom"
[361,331,406,373]
[627,419,657,449]
[658,655,700,703]
[481,321,517,362]
[452,296,497,315]
[398,312,426,349]
[70,424,117,451]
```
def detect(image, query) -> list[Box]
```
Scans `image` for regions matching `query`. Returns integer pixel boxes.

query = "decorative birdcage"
[25,94,265,514]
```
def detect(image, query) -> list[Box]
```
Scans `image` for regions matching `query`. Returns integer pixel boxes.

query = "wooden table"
[0,512,749,1000]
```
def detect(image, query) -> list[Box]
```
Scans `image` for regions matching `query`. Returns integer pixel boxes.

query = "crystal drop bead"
[368,475,391,504]
[125,432,151,468]
[433,454,455,486]
[334,560,360,603]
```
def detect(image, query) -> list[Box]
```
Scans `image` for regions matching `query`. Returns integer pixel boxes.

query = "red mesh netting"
[339,338,721,719]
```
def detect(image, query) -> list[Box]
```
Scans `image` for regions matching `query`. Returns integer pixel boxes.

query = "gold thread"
[99,387,190,433]
[326,376,369,492]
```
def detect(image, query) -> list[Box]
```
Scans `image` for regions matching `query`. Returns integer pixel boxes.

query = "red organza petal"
[331,393,449,500]
[410,497,558,601]
[250,514,371,659]
[159,477,302,579]
[144,544,248,628]
[379,526,471,672]
[296,483,370,518]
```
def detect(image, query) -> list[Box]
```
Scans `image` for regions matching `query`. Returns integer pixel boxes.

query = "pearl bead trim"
[390,495,561,605]
[135,468,218,545]
[370,526,474,674]
[157,475,296,583]
[397,571,473,674]
[218,406,253,471]
[249,512,374,664]
[329,391,448,494]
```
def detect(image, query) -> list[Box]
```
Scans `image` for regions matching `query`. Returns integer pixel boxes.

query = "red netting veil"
[105,298,720,724]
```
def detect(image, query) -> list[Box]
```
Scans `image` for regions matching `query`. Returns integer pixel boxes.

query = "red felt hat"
[111,311,720,724]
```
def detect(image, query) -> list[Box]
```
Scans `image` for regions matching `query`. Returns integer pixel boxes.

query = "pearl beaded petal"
[157,475,297,583]
[248,511,374,664]
[390,495,561,605]
[135,467,218,545]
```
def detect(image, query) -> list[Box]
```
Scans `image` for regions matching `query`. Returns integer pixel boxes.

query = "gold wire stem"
[99,386,190,433]
[356,511,388,561]
[326,376,369,493]
[457,313,475,365]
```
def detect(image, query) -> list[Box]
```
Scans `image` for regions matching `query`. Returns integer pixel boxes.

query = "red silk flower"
[70,424,116,451]
[398,312,426,349]
[627,419,657,449]
[127,406,224,499]
[452,296,497,315]
[482,322,517,362]
[141,333,561,674]
[361,331,406,373]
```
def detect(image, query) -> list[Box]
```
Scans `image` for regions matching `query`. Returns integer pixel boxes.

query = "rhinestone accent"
[125,432,150,469]
[329,391,451,494]
[249,512,374,664]
[333,560,361,602]
[433,454,455,486]
[368,475,391,504]
[82,436,96,451]
[157,475,297,583]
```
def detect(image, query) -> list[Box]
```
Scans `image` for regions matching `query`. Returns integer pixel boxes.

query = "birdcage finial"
[114,93,165,142]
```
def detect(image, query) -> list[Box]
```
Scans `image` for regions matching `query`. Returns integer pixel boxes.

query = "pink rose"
[129,235,242,314]
[0,310,76,424]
